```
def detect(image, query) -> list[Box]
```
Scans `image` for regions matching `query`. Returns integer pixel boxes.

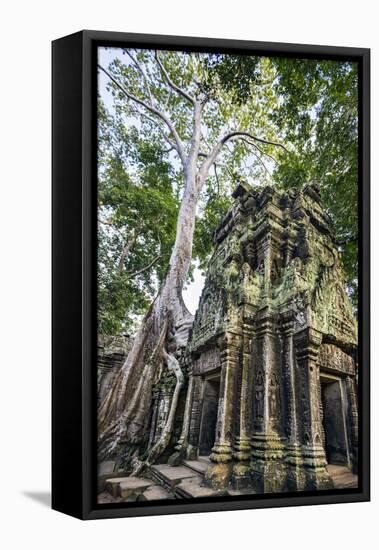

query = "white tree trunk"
[98,173,200,463]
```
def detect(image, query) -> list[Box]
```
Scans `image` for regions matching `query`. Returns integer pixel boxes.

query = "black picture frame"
[52,30,370,520]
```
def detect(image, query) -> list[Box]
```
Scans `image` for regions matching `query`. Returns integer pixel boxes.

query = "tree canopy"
[98,49,358,336]
[208,54,358,304]
[98,100,178,335]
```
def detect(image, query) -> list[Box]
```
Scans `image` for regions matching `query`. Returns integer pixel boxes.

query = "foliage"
[98,100,178,334]
[210,55,358,306]
[98,49,359,335]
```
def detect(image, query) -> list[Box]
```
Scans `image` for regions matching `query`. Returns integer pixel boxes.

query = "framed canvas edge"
[52,30,370,520]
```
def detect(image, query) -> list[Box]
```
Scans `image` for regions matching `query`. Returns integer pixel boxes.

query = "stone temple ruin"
[97,334,131,404]
[98,182,358,501]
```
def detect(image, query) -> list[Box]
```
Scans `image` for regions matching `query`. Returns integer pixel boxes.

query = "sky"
[182,265,205,315]
[98,46,205,316]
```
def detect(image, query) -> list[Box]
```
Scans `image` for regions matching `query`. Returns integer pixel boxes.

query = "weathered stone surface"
[97,334,131,405]
[175,477,227,498]
[172,183,358,493]
[101,183,359,499]
[97,461,122,493]
[327,464,358,489]
[105,476,153,499]
[99,460,116,476]
[183,459,209,475]
[150,465,200,490]
[138,485,174,501]
[105,477,129,497]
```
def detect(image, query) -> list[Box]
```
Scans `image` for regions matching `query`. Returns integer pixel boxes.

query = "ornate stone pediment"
[317,343,356,375]
[192,347,221,376]
[311,264,357,346]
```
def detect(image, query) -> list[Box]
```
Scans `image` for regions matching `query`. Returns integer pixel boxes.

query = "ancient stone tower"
[169,182,358,493]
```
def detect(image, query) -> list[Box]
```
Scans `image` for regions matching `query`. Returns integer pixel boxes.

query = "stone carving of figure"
[255,369,264,419]
[241,261,252,281]
[293,293,307,327]
[268,374,280,418]
[258,259,265,276]
[270,260,280,283]
[240,262,259,305]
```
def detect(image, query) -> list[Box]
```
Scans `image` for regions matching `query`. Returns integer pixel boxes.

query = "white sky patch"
[182,265,205,315]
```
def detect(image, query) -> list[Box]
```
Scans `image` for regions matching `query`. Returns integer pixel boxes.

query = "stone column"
[262,236,272,298]
[204,331,240,489]
[154,385,173,443]
[294,328,333,490]
[232,329,253,489]
[346,374,359,474]
[251,315,286,493]
[186,375,203,459]
[282,318,305,491]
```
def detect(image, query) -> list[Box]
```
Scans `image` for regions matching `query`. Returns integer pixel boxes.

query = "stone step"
[327,464,352,476]
[198,455,211,463]
[138,484,174,501]
[175,477,227,499]
[326,464,358,489]
[105,476,154,500]
[97,460,120,492]
[150,464,201,491]
[183,459,209,475]
[327,464,358,489]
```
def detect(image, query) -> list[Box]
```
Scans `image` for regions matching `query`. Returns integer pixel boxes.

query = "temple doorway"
[199,376,220,456]
[320,375,350,467]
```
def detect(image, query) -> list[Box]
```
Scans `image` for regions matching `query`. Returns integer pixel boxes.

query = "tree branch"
[99,217,126,241]
[127,254,166,278]
[98,64,186,165]
[214,163,220,194]
[136,110,179,154]
[122,49,154,106]
[155,51,195,105]
[118,230,139,274]
[240,138,272,177]
[187,101,203,174]
[224,131,288,150]
[241,138,279,165]
[199,130,287,181]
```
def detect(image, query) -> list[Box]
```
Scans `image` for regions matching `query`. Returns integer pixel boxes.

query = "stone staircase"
[98,475,174,503]
[183,456,210,475]
[98,457,233,503]
[150,457,228,498]
[146,456,224,498]
[98,460,357,503]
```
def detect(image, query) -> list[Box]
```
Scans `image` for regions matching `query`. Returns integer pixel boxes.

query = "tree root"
[131,341,185,476]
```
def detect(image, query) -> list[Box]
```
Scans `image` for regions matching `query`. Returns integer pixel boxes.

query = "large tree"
[97,49,285,463]
[98,100,178,336]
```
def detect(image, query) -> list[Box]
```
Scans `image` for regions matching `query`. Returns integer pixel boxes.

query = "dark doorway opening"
[321,376,349,466]
[199,377,220,456]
